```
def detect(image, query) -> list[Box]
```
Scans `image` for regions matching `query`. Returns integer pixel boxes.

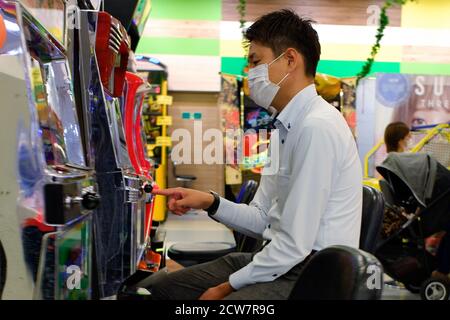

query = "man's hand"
[199,282,234,300]
[152,187,215,216]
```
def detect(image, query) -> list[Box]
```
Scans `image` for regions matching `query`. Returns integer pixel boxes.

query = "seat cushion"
[168,242,236,263]
[289,245,383,300]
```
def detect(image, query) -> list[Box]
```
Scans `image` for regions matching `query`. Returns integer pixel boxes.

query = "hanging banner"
[219,75,242,185]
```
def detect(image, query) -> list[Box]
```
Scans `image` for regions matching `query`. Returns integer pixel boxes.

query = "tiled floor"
[382,284,420,300]
[159,209,236,255]
[160,210,423,300]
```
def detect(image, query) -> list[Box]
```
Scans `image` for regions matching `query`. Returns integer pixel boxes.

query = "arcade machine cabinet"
[123,72,162,273]
[0,0,99,299]
[69,8,150,298]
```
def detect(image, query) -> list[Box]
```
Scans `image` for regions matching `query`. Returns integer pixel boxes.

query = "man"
[143,9,362,300]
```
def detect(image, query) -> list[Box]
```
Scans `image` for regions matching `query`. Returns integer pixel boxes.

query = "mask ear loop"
[268,52,286,66]
[268,52,290,86]
[276,73,290,86]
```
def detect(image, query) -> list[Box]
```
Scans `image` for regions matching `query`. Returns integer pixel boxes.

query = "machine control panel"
[44,182,100,225]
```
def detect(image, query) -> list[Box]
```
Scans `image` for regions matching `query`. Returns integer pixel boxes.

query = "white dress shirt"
[213,84,363,290]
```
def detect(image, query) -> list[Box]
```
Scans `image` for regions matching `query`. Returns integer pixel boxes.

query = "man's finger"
[175,198,191,208]
[152,188,181,196]
[168,199,177,211]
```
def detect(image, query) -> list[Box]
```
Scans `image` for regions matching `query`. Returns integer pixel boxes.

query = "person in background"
[384,121,411,153]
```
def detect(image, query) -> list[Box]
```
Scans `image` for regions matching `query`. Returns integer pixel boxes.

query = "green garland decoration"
[236,0,249,58]
[357,0,416,82]
[236,0,247,33]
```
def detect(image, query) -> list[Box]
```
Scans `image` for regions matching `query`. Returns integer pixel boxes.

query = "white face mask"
[248,52,290,111]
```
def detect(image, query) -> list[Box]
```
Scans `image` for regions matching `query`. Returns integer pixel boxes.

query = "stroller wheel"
[420,278,449,300]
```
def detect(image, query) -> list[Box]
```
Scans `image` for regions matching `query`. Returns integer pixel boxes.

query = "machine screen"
[30,57,86,167]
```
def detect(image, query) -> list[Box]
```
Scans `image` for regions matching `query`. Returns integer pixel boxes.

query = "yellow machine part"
[153,79,168,222]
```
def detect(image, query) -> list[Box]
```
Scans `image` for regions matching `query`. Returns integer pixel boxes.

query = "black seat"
[167,180,260,266]
[166,242,236,266]
[289,246,383,300]
[0,241,6,299]
[360,186,385,254]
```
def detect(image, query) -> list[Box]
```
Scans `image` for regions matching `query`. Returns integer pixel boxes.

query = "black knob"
[82,192,100,210]
[143,184,153,193]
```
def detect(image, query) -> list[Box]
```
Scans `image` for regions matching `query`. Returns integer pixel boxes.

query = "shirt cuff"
[229,263,254,290]
[209,196,234,222]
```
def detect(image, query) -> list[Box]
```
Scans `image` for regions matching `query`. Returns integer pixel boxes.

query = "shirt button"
[268,224,271,229]
[288,123,291,129]
[281,139,285,144]
[272,274,278,277]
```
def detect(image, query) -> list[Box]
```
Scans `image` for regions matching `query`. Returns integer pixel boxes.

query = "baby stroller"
[375,153,450,300]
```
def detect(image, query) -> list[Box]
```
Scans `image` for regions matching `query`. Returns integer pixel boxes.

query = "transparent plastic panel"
[29,57,68,166]
[55,216,92,300]
[34,231,58,300]
[45,60,86,167]
[104,93,132,169]
[93,172,130,297]
[20,0,65,45]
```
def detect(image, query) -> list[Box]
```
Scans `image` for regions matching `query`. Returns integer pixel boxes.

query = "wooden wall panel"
[143,20,220,39]
[402,46,450,64]
[168,92,225,196]
[222,0,401,26]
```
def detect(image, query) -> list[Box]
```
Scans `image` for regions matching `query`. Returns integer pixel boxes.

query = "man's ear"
[285,48,300,71]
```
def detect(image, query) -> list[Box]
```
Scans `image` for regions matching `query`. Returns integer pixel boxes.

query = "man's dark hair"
[384,122,410,153]
[244,9,321,77]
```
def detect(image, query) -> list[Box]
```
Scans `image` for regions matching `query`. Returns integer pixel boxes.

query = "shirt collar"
[274,84,318,132]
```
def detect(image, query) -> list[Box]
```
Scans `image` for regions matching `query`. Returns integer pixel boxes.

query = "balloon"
[315,73,341,101]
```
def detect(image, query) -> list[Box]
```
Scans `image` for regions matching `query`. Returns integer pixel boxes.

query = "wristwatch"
[205,190,220,216]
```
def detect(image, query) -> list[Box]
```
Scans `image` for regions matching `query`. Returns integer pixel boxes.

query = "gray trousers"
[137,252,306,300]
